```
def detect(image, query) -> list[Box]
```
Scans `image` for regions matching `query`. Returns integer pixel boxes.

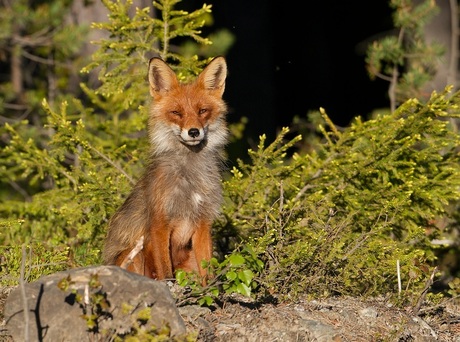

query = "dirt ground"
[179,294,460,341]
[1,285,460,341]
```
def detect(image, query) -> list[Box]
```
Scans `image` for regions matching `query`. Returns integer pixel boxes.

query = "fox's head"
[148,57,228,154]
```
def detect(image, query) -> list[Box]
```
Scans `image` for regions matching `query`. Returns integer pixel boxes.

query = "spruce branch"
[86,142,135,185]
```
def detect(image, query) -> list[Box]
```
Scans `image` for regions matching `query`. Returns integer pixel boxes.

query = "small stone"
[359,307,379,319]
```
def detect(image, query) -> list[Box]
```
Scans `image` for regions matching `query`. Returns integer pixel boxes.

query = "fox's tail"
[102,182,148,265]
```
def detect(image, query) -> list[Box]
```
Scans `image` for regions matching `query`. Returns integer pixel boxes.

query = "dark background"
[205,1,395,144]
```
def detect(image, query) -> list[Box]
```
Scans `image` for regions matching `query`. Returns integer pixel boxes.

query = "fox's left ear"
[198,56,227,96]
[148,57,179,98]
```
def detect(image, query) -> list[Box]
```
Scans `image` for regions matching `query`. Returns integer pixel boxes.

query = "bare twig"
[84,284,90,306]
[448,0,459,88]
[412,316,438,339]
[412,266,438,316]
[292,168,323,203]
[20,244,29,342]
[278,180,284,215]
[21,50,56,65]
[389,28,405,112]
[87,143,135,185]
[119,236,144,269]
[175,263,234,307]
[8,180,32,202]
[341,234,369,261]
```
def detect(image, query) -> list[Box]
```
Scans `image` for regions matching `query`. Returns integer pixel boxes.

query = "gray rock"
[5,265,186,341]
[358,307,379,319]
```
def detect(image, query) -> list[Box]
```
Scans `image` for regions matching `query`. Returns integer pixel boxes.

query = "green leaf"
[226,270,237,281]
[175,270,187,286]
[228,254,245,266]
[198,295,214,306]
[236,283,252,297]
[238,269,254,286]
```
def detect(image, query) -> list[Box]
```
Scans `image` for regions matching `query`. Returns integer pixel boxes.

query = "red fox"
[102,56,228,283]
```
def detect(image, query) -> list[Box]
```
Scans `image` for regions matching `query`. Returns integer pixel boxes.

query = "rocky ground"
[178,295,460,341]
[2,284,460,341]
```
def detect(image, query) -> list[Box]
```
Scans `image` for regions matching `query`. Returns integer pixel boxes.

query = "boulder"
[5,265,186,341]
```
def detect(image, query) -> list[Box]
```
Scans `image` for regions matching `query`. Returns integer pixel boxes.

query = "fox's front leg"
[192,220,213,282]
[144,217,174,280]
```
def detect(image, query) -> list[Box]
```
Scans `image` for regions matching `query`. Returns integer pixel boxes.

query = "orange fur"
[102,57,228,284]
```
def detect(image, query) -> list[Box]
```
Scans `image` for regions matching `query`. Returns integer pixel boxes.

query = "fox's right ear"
[148,57,179,97]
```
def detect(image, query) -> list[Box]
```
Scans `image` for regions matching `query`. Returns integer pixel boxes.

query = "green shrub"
[220,88,460,304]
[1,0,459,310]
[0,0,232,274]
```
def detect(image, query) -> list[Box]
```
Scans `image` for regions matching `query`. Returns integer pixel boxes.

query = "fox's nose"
[188,128,200,138]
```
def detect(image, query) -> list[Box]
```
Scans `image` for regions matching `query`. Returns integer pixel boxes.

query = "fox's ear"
[198,56,227,96]
[148,57,179,97]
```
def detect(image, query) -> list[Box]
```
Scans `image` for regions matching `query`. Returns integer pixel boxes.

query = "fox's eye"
[171,110,181,116]
[198,108,207,115]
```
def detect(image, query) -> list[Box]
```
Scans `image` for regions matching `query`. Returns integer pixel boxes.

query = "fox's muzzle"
[180,127,207,145]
